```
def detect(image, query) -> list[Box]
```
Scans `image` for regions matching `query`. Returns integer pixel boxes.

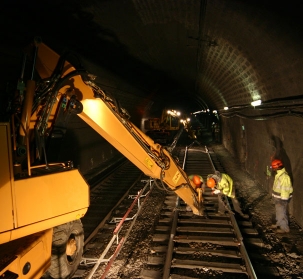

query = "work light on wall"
[251,100,262,107]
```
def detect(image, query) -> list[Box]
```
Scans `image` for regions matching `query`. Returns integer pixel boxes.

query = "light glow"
[251,100,262,107]
[167,109,181,117]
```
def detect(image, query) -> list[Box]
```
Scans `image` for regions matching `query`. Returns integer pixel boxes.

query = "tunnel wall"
[222,116,303,228]
[214,1,303,229]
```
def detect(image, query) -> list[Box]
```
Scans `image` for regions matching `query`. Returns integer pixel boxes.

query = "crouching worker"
[186,174,205,212]
[206,171,249,219]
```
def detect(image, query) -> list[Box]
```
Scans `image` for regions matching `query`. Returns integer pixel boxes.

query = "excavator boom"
[34,42,203,215]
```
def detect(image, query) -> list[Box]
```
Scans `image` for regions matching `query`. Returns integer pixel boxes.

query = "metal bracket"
[80,257,109,266]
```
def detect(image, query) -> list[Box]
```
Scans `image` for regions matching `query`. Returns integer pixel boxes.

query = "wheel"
[44,220,84,279]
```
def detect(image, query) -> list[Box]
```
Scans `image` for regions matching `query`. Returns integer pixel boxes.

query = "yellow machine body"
[0,122,89,277]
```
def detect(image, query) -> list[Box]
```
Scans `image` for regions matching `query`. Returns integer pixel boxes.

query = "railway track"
[73,160,150,278]
[81,160,143,241]
[72,143,272,278]
[139,144,258,279]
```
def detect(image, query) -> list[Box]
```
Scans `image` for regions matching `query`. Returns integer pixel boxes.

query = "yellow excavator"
[0,39,204,278]
[144,109,182,144]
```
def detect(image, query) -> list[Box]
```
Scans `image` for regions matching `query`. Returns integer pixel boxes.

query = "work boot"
[276,228,290,234]
[214,210,225,216]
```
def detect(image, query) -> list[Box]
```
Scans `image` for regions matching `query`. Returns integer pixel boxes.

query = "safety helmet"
[271,159,283,170]
[207,177,216,188]
[192,175,202,186]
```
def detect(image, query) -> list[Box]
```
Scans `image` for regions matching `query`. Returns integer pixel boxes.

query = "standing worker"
[211,122,216,139]
[214,123,220,143]
[270,159,293,233]
[206,171,248,219]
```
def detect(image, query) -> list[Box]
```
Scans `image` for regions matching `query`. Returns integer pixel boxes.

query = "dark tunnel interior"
[1,0,303,230]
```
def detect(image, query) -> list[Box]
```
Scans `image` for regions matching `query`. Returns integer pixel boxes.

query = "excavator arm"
[0,39,204,279]
[27,42,204,215]
[79,96,203,215]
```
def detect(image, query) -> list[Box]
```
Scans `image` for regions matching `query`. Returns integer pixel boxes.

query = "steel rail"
[162,143,190,279]
[83,167,143,246]
[144,145,259,279]
[205,146,257,279]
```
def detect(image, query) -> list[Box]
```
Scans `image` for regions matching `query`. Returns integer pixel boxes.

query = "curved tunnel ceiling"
[1,0,302,125]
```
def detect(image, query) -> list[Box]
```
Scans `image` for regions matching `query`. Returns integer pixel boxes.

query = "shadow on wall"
[271,135,293,183]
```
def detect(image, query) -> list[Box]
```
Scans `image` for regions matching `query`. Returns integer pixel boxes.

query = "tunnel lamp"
[224,107,229,110]
[213,110,217,114]
[192,110,206,115]
[251,100,262,107]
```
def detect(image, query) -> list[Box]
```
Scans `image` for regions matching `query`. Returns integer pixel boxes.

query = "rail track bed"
[140,193,258,278]
[81,160,143,241]
[73,144,279,278]
[140,145,259,279]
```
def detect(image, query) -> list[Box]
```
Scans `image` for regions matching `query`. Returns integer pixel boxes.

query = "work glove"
[213,189,220,194]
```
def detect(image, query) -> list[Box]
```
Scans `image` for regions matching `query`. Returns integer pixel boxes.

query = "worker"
[211,122,216,139]
[270,159,293,233]
[188,174,204,189]
[196,127,202,139]
[206,171,249,219]
[186,174,204,211]
[214,123,220,142]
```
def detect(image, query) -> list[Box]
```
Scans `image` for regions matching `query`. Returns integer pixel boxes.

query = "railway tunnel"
[0,0,302,234]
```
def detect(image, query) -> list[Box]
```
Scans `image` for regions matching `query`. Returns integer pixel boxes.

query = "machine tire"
[44,220,84,279]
